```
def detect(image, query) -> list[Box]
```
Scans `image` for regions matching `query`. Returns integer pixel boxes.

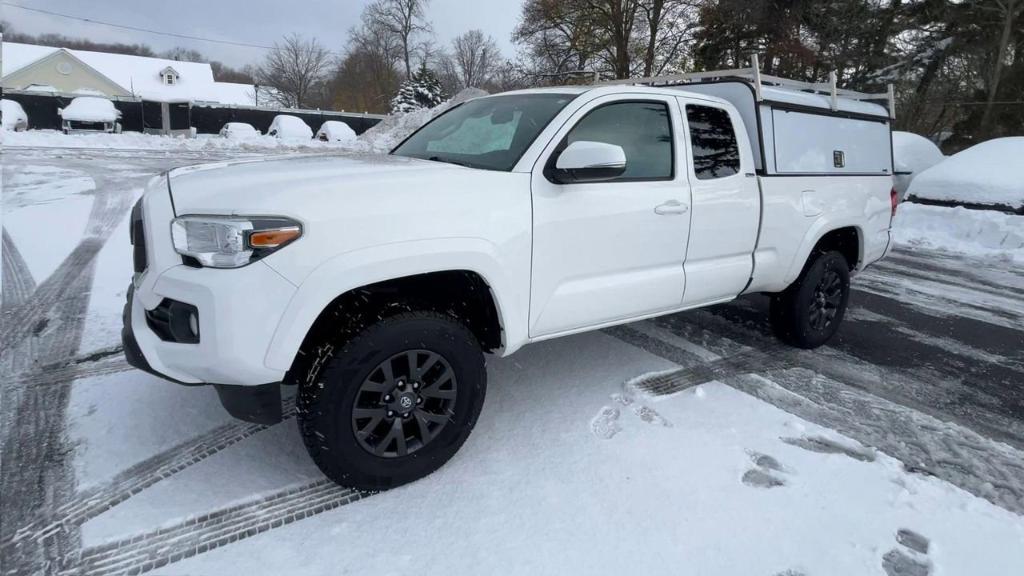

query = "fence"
[2,90,383,135]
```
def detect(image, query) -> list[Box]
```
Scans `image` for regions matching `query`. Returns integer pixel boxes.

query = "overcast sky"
[2,0,522,68]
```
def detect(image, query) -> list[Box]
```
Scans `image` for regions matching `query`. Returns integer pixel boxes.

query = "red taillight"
[890,187,899,219]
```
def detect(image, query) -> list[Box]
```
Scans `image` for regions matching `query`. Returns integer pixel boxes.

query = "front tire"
[297,311,486,490]
[770,250,851,349]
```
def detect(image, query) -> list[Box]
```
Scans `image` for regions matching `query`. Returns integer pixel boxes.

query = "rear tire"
[770,251,851,349]
[297,311,486,490]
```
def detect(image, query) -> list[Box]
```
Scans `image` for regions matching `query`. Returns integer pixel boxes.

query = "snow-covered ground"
[3,142,1024,576]
[1,129,359,152]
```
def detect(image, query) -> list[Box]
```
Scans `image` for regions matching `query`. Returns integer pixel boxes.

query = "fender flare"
[262,238,526,372]
[782,219,865,287]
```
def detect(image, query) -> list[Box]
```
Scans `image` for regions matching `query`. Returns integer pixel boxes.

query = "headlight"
[171,216,302,268]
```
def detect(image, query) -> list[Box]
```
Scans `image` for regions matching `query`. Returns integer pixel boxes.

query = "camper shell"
[600,56,894,178]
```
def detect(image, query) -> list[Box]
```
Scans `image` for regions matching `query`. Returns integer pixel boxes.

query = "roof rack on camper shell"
[595,55,896,119]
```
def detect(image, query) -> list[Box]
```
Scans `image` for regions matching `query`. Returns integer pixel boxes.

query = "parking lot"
[2,145,1023,575]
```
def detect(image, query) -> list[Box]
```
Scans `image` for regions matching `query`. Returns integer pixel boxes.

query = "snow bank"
[2,130,358,152]
[61,97,121,123]
[893,203,1024,261]
[356,87,488,153]
[893,131,944,199]
[907,137,1024,211]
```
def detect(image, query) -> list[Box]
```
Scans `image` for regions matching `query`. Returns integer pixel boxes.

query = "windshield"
[391,93,578,171]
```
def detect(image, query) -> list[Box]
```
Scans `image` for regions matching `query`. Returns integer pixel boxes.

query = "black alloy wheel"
[351,350,458,458]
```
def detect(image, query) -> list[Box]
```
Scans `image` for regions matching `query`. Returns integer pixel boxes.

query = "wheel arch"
[784,223,863,287]
[263,239,526,376]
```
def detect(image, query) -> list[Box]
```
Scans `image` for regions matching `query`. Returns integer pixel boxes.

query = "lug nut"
[384,394,392,402]
[402,412,411,418]
[387,410,395,417]
[412,382,419,390]
[397,381,405,389]
[416,397,423,405]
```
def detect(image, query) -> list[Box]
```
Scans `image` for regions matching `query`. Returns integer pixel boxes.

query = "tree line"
[276,0,1023,149]
[4,0,1022,149]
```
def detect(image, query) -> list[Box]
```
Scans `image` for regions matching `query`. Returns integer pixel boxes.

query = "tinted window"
[392,93,577,171]
[562,101,673,181]
[686,105,740,180]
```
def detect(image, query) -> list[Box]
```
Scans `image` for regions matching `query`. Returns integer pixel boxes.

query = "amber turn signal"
[248,227,301,248]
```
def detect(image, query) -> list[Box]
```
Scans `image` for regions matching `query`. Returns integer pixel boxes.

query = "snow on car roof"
[61,97,120,122]
[1,42,256,106]
[908,137,1024,210]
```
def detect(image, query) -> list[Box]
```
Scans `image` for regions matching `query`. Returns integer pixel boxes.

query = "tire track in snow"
[72,479,368,576]
[612,317,1024,517]
[0,189,130,352]
[1,227,36,311]
[2,179,134,575]
[8,399,300,566]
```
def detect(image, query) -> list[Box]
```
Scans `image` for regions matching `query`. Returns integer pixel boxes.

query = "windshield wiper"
[426,156,472,168]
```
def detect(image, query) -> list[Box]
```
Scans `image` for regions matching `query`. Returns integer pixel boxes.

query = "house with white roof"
[1,41,382,136]
[1,42,258,105]
[1,41,266,134]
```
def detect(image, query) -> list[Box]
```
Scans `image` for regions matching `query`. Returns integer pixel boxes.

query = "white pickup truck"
[123,70,897,489]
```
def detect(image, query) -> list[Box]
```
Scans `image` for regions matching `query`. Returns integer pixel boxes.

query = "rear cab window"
[685,104,741,180]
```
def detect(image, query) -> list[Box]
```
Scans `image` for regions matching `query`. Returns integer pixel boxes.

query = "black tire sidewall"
[299,313,486,490]
[776,251,851,349]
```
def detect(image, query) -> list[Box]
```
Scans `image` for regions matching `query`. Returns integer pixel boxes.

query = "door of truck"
[676,98,761,306]
[528,94,692,338]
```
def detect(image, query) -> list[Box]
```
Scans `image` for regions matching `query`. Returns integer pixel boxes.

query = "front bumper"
[122,181,297,424]
[123,282,286,425]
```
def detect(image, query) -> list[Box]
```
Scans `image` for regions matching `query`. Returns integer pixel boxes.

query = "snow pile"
[267,115,313,140]
[60,97,121,123]
[358,87,488,153]
[907,137,1024,211]
[893,203,1024,261]
[2,130,357,152]
[893,131,944,199]
[2,99,29,130]
[315,120,357,143]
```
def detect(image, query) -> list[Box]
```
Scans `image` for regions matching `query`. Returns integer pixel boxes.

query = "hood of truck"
[166,153,472,215]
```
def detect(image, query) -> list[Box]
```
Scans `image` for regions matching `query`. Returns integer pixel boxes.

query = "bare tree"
[365,0,433,77]
[257,34,331,108]
[449,30,502,89]
[978,0,1023,134]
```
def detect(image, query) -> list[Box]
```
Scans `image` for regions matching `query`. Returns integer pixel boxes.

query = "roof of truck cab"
[495,85,732,103]
[496,83,889,118]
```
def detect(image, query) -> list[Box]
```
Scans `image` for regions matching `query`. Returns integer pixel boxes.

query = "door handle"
[654,200,689,215]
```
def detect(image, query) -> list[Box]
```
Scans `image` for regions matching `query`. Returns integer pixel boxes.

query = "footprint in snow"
[741,451,789,489]
[592,387,672,440]
[590,406,622,440]
[882,528,932,576]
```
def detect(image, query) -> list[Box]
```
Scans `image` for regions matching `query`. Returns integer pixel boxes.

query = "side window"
[562,101,673,181]
[686,105,740,180]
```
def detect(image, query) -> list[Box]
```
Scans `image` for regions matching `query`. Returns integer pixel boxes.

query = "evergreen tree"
[391,64,448,113]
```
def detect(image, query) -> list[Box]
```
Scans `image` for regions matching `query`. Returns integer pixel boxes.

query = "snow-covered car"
[59,96,121,134]
[218,122,261,139]
[907,137,1023,213]
[315,120,357,143]
[2,99,29,132]
[893,131,944,200]
[267,115,312,139]
[124,69,896,490]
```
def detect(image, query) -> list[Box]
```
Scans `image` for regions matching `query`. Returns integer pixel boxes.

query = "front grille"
[130,199,147,274]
